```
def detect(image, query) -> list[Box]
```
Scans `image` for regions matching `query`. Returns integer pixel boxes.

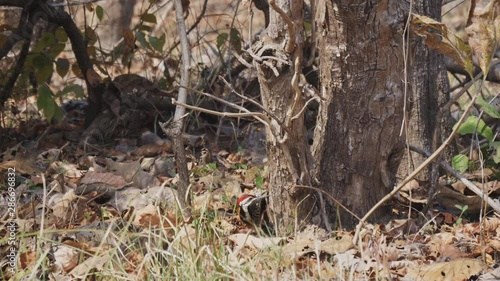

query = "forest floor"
[0,0,499,280]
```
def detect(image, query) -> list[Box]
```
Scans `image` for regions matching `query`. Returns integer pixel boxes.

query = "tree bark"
[397,2,450,184]
[254,0,316,233]
[313,0,411,228]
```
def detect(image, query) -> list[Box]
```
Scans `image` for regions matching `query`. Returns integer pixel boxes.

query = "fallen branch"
[410,145,500,214]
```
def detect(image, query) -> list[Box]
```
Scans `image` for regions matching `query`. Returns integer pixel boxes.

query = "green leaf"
[57,85,85,99]
[216,33,228,49]
[55,58,70,78]
[149,34,165,52]
[135,31,148,49]
[33,33,56,52]
[32,54,53,83]
[255,175,264,189]
[85,27,98,46]
[490,142,500,163]
[47,43,65,59]
[455,115,494,142]
[452,154,469,173]
[37,86,56,121]
[141,13,157,24]
[229,28,242,53]
[476,97,500,119]
[55,27,68,42]
[136,24,153,32]
[96,5,104,21]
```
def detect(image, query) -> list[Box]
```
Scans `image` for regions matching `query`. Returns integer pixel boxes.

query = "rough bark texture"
[313,0,409,228]
[72,0,136,50]
[396,2,450,183]
[254,0,316,233]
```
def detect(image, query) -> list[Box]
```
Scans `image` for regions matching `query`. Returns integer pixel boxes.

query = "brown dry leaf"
[53,243,81,272]
[133,204,163,229]
[0,159,39,174]
[80,171,128,189]
[49,190,79,220]
[467,168,494,180]
[412,14,474,74]
[124,251,145,277]
[169,225,197,256]
[69,254,109,278]
[132,143,171,157]
[105,158,141,182]
[490,239,500,251]
[86,69,102,87]
[113,185,176,212]
[229,233,285,250]
[123,29,135,49]
[405,258,486,281]
[244,166,261,184]
[18,251,37,270]
[434,185,484,214]
[282,233,353,259]
[465,1,499,75]
[49,162,84,178]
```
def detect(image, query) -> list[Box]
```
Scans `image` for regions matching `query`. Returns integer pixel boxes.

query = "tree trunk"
[397,2,450,184]
[72,0,136,50]
[313,0,420,228]
[98,0,136,50]
[254,0,315,233]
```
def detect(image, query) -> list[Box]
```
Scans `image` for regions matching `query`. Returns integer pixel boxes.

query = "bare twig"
[171,99,270,127]
[160,0,192,219]
[409,146,500,214]
[287,50,304,126]
[291,97,319,121]
[294,184,360,221]
[218,77,290,134]
[165,0,209,57]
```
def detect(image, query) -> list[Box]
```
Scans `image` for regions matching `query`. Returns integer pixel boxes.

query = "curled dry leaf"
[53,243,80,272]
[228,233,285,250]
[405,258,486,281]
[80,171,128,189]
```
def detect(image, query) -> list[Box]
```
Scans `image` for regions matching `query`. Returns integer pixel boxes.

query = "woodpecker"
[236,194,274,235]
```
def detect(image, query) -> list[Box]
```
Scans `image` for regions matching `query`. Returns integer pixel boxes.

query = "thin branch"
[187,87,255,115]
[291,97,318,121]
[172,99,270,127]
[287,49,303,127]
[160,0,192,218]
[0,0,25,7]
[218,77,290,134]
[0,36,30,104]
[445,56,500,83]
[165,0,208,57]
[409,145,500,214]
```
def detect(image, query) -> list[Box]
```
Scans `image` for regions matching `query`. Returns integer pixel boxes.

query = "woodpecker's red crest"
[236,194,273,235]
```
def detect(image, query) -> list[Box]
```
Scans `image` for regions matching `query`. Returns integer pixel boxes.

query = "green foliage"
[31,54,53,83]
[95,5,104,21]
[231,163,247,170]
[37,85,63,122]
[141,13,157,24]
[455,115,494,142]
[55,58,70,77]
[454,204,468,225]
[475,97,500,119]
[216,28,243,54]
[255,175,264,189]
[452,154,469,173]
